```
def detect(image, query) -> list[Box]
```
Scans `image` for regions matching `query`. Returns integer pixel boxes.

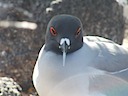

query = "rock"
[0,77,22,96]
[43,0,125,44]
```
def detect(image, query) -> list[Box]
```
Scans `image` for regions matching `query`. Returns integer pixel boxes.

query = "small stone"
[1,51,7,57]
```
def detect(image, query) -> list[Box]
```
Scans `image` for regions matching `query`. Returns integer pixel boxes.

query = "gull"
[33,14,128,96]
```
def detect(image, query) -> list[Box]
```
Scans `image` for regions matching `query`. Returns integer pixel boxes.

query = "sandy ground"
[122,5,128,48]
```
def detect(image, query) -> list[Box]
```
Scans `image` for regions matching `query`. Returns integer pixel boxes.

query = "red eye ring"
[75,27,81,37]
[50,27,57,36]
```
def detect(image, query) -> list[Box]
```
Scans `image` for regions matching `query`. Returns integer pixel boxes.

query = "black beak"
[59,38,70,66]
[61,41,69,53]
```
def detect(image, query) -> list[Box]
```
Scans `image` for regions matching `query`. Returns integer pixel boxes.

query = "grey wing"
[94,41,128,72]
[84,36,128,81]
[85,36,128,71]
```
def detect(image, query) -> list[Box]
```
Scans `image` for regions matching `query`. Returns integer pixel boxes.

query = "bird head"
[45,14,83,66]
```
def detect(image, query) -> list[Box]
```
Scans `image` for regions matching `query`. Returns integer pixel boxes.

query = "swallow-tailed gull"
[33,14,128,96]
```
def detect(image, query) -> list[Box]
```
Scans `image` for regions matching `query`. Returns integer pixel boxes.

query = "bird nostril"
[59,44,70,50]
[68,46,70,49]
[59,45,61,49]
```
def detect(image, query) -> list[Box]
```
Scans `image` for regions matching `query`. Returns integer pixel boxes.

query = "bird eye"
[50,27,57,36]
[75,27,81,37]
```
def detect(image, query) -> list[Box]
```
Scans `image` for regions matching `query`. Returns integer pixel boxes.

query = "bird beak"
[59,38,70,66]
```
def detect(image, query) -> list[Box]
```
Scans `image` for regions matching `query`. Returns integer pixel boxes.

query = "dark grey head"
[44,14,84,66]
[44,14,83,55]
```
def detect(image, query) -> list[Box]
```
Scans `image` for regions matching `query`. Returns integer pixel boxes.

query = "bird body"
[33,15,128,96]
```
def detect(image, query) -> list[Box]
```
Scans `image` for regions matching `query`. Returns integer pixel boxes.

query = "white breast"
[33,36,128,96]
